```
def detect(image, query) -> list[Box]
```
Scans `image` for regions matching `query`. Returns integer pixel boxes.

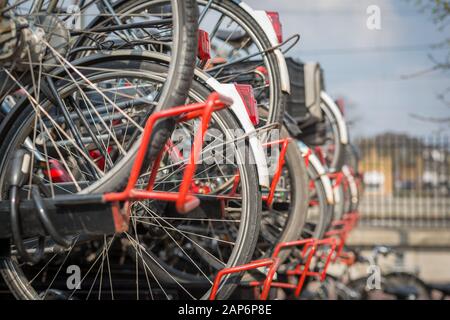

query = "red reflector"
[197,29,211,61]
[45,160,71,183]
[266,11,283,44]
[89,146,112,171]
[235,84,259,125]
[255,66,269,85]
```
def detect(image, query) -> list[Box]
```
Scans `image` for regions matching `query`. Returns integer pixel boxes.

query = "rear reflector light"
[197,29,211,61]
[235,84,259,126]
[266,11,283,44]
[45,160,72,183]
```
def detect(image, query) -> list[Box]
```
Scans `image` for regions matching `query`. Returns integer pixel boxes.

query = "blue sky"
[246,0,449,138]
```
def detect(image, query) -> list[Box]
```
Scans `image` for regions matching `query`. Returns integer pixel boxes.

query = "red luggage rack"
[325,211,360,263]
[262,138,291,207]
[103,92,235,228]
[0,93,233,241]
[213,135,292,208]
[209,213,360,300]
[209,237,338,300]
[208,135,360,300]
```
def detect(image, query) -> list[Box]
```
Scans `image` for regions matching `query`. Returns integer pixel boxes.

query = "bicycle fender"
[237,2,291,94]
[204,77,270,189]
[342,165,359,209]
[297,141,335,205]
[321,91,349,145]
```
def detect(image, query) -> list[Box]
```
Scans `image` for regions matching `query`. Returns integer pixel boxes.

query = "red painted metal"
[262,138,291,206]
[235,84,259,125]
[311,238,337,281]
[103,93,232,221]
[245,212,359,300]
[255,66,269,85]
[303,147,312,168]
[225,137,291,207]
[209,258,280,300]
[272,238,317,297]
[211,239,317,300]
[278,238,337,295]
[314,146,326,166]
[229,173,241,196]
[325,212,360,262]
[209,223,356,300]
[329,171,344,189]
[197,29,211,62]
[266,11,283,43]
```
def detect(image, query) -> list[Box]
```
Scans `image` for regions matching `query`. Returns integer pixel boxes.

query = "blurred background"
[247,0,450,285]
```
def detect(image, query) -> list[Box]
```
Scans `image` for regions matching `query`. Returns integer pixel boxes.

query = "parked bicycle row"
[0,0,363,300]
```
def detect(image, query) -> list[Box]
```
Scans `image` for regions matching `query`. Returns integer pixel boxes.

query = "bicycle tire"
[256,112,309,263]
[198,0,287,124]
[321,94,347,172]
[0,54,261,300]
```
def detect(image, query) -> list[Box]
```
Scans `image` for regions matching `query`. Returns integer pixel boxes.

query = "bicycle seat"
[428,283,450,296]
[215,29,249,43]
[384,285,419,300]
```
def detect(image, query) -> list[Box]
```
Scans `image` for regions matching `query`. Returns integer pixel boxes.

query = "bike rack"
[103,92,233,231]
[209,239,314,300]
[0,93,233,252]
[303,147,313,168]
[261,138,291,207]
[270,238,337,297]
[209,258,280,300]
[210,150,362,300]
[200,136,292,207]
[328,171,345,190]
[325,212,360,262]
[209,237,340,300]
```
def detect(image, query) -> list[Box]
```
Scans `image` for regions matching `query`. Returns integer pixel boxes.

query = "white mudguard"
[237,2,291,94]
[137,50,271,189]
[342,165,359,208]
[320,91,349,145]
[202,76,270,189]
[297,141,335,205]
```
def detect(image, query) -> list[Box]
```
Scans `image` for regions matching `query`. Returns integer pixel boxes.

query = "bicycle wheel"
[1,1,197,158]
[347,272,431,300]
[69,0,198,111]
[0,55,260,300]
[331,183,346,223]
[320,92,348,172]
[342,165,359,214]
[298,142,333,240]
[254,113,309,263]
[197,0,287,124]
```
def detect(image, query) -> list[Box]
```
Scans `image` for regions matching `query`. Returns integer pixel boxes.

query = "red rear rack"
[103,92,232,231]
[209,258,280,300]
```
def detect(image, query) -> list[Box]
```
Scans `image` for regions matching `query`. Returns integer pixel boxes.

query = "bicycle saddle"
[384,285,419,300]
